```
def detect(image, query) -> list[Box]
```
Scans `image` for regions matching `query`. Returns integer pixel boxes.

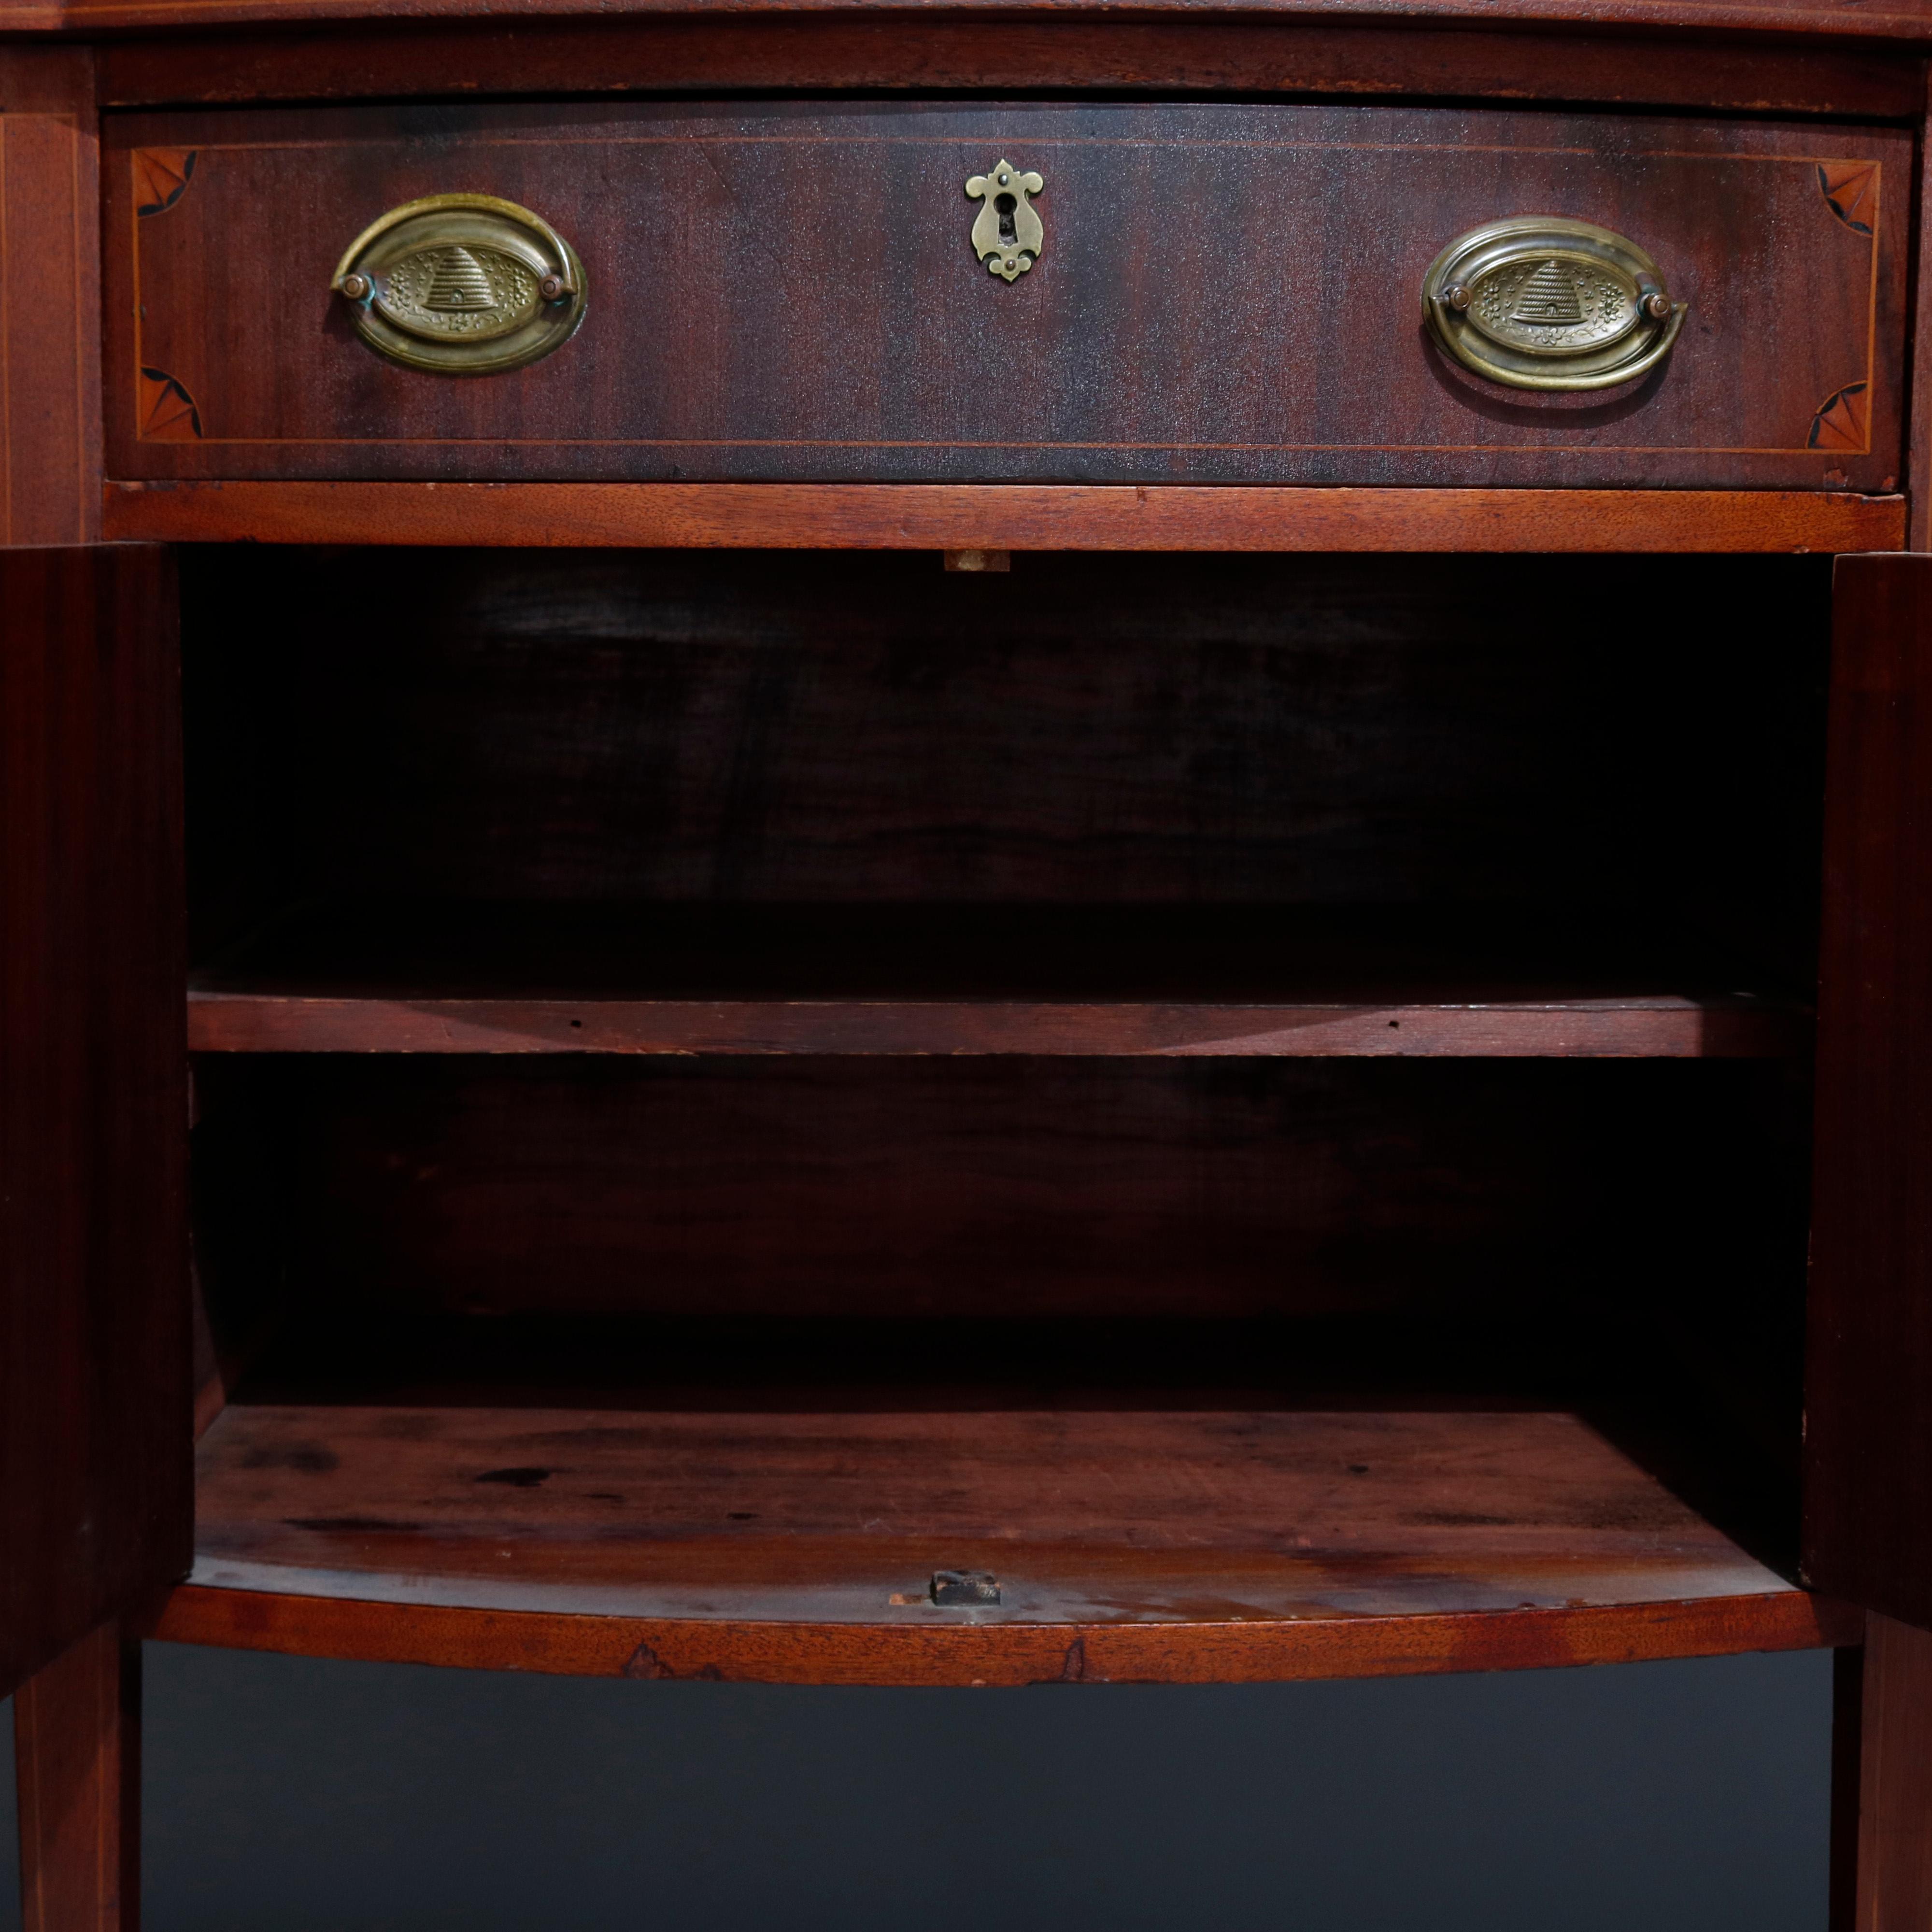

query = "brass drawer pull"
[331,193,587,375]
[1422,216,1684,392]
[966,162,1043,282]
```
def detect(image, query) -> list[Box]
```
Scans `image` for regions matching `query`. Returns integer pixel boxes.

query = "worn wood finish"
[185,989,1806,1057]
[23,0,1932,48]
[0,50,100,547]
[1,547,190,1701]
[1848,1615,1932,1930]
[13,1623,140,1932]
[147,1400,1855,1686]
[108,482,1910,552]
[154,1580,1852,1686]
[93,18,1927,118]
[103,102,1909,491]
[1805,555,1932,1630]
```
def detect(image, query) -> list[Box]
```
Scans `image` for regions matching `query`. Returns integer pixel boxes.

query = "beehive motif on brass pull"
[425,248,494,308]
[1422,216,1685,392]
[376,242,543,344]
[331,194,587,376]
[1512,260,1583,324]
[1470,256,1633,356]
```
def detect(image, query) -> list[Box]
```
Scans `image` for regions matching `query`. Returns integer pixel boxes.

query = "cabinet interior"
[177,544,1833,1671]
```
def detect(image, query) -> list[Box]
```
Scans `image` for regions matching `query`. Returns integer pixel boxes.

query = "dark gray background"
[1,1644,1830,1929]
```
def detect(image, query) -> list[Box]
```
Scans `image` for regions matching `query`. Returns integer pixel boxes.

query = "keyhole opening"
[994,192,1018,246]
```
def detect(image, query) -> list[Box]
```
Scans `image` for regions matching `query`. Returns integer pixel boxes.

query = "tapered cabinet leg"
[1833,1643,1865,1932]
[1839,1612,1932,1930]
[13,1623,140,1932]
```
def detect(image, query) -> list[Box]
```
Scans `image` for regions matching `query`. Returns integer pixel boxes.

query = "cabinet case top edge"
[14,0,1932,44]
[85,17,1928,119]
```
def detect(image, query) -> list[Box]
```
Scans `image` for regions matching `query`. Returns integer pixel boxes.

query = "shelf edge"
[183,992,1811,1057]
[151,1580,1861,1685]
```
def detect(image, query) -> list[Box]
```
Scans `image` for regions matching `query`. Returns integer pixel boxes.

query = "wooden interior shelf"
[185,904,1807,1058]
[155,1396,1853,1686]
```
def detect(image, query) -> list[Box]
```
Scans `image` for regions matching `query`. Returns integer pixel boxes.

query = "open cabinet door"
[1806,550,1932,1621]
[0,544,189,1699]
[1806,553,1932,1929]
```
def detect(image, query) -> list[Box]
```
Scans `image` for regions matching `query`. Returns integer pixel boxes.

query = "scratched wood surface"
[153,1399,1856,1684]
[105,101,1908,489]
[153,1580,1855,1685]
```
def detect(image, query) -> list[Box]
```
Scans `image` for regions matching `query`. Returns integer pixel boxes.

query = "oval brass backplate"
[331,193,587,376]
[1421,216,1685,392]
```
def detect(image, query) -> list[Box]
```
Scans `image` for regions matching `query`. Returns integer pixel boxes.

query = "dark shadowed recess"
[176,546,1832,1583]
[180,547,1829,982]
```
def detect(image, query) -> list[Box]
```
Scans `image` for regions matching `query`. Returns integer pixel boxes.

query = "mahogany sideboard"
[8,0,1932,1919]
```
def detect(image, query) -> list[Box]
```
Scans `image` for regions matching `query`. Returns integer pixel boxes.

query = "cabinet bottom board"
[153,1402,1857,1685]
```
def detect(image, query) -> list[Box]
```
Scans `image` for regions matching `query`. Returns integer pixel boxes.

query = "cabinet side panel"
[1805,554,1932,1626]
[0,49,100,546]
[0,546,188,1700]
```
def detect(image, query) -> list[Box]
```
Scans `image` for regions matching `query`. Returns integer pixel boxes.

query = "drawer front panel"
[105,101,1908,488]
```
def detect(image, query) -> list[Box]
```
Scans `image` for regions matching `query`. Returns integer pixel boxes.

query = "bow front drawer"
[105,100,1907,490]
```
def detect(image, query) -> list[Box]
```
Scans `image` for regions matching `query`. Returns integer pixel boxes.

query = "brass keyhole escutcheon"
[966,162,1043,282]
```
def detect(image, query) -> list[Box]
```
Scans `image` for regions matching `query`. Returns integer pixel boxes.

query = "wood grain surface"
[185,988,1806,1057]
[1847,1613,1932,1931]
[1,547,189,1701]
[93,18,1926,119]
[0,50,100,546]
[104,101,1909,490]
[12,1624,141,1932]
[1834,1641,1867,1932]
[185,903,1817,1062]
[1805,555,1932,1631]
[1909,72,1932,550]
[149,1400,1856,1686]
[21,0,1932,51]
[153,1580,1852,1686]
[106,481,1911,551]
